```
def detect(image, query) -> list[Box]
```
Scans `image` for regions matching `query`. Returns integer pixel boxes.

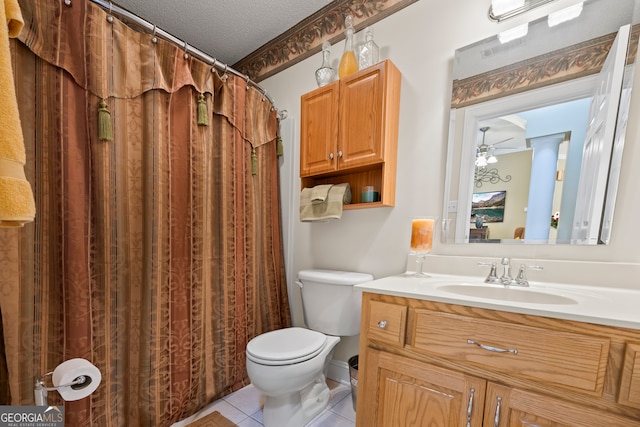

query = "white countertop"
[355,273,640,330]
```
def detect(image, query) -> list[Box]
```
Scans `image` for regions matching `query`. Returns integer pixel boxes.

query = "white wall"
[262,0,640,363]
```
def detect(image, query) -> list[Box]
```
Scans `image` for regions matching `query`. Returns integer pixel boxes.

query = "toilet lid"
[246,327,327,366]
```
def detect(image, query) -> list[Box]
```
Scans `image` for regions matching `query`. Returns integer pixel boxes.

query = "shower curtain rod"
[85,0,278,108]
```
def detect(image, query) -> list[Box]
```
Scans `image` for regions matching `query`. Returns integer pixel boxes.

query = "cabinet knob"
[377,320,387,329]
[337,150,343,158]
[329,152,334,160]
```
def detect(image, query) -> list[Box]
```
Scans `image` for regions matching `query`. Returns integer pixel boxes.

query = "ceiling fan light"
[491,0,525,16]
[487,146,498,163]
[476,155,488,167]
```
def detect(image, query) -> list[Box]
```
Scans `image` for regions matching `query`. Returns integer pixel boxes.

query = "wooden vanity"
[356,291,640,426]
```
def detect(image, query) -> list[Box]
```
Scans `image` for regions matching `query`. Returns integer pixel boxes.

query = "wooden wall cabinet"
[357,293,640,426]
[300,60,401,208]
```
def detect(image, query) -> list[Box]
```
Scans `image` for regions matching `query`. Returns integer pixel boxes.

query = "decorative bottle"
[315,41,337,87]
[358,26,379,70]
[338,15,358,78]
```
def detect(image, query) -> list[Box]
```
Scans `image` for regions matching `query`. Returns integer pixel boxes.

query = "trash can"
[348,355,358,411]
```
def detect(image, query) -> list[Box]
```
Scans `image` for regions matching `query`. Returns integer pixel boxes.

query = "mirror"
[443,0,640,245]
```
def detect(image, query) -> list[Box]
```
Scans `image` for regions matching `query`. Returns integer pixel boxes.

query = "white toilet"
[246,269,373,427]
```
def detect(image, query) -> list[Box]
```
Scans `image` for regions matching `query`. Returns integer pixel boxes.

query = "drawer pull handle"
[493,396,502,427]
[377,320,388,329]
[466,388,475,427]
[467,339,518,355]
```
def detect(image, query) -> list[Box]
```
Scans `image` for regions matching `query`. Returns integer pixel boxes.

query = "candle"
[410,218,434,252]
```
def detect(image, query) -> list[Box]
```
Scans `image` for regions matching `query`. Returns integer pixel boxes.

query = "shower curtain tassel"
[251,147,258,175]
[98,99,113,141]
[276,135,283,157]
[197,93,208,126]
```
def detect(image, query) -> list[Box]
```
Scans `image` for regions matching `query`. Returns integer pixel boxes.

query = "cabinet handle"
[329,152,334,160]
[337,150,343,158]
[467,339,518,355]
[466,388,475,427]
[377,320,387,329]
[493,396,502,427]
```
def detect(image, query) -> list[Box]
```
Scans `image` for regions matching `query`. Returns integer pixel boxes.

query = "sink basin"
[437,284,578,305]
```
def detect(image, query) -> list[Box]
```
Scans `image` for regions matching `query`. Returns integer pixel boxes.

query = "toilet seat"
[246,327,327,366]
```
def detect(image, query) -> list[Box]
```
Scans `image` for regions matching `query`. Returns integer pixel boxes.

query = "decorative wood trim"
[451,25,640,109]
[233,0,419,82]
[619,343,640,408]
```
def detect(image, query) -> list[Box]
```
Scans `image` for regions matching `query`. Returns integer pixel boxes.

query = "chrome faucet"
[479,258,543,286]
[500,257,513,285]
[477,261,499,284]
[514,264,544,287]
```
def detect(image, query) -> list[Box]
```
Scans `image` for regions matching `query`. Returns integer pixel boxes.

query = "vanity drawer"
[411,309,610,395]
[366,300,407,346]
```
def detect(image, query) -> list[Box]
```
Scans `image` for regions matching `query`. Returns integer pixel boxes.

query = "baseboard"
[327,359,350,385]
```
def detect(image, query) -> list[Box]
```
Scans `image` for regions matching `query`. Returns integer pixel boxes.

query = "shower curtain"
[0,0,290,425]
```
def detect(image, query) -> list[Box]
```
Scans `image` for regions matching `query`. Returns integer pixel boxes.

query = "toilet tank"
[297,269,373,336]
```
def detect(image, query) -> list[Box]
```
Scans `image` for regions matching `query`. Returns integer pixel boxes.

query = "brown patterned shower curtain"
[0,0,290,425]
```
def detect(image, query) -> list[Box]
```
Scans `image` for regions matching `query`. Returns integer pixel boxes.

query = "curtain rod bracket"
[277,110,288,121]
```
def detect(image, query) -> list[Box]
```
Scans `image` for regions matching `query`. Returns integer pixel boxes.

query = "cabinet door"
[358,348,486,427]
[338,62,388,169]
[300,81,339,176]
[486,383,639,427]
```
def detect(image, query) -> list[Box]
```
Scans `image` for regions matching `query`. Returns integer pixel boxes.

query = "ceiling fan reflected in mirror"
[475,126,514,167]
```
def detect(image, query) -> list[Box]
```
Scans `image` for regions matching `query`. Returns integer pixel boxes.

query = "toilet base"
[262,376,330,427]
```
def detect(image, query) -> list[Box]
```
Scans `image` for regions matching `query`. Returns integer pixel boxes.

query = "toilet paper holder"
[34,358,101,406]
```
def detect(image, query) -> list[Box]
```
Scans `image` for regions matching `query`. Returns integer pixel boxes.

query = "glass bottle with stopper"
[338,15,358,78]
[315,41,337,87]
[358,26,379,70]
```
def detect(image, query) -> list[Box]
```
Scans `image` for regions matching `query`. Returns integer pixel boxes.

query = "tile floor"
[172,380,356,427]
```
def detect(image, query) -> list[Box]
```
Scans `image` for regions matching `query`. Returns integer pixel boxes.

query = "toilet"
[246,269,373,427]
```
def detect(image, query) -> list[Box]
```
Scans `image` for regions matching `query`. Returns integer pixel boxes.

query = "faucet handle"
[477,261,499,283]
[515,264,543,287]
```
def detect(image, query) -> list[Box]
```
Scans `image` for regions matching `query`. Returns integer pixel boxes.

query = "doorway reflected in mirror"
[443,0,639,245]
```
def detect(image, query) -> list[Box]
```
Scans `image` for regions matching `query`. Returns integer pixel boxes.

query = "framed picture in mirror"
[471,191,506,224]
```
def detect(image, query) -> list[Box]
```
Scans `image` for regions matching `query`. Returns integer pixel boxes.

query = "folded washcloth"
[310,184,333,204]
[300,183,351,222]
[0,0,35,227]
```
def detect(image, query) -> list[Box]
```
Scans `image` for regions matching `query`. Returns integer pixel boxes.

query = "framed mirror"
[443,0,640,245]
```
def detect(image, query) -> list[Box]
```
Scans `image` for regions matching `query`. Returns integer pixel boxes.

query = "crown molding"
[233,0,419,82]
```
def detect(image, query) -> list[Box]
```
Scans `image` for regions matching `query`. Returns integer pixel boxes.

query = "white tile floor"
[172,380,356,427]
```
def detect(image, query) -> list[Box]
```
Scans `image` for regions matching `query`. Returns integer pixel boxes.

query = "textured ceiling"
[113,0,333,65]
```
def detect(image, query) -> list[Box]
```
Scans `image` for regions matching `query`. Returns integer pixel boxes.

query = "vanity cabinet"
[356,293,640,426]
[299,60,401,208]
[367,348,486,426]
[484,383,638,426]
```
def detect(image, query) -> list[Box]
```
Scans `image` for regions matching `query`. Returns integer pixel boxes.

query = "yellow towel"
[0,0,35,227]
[300,183,351,222]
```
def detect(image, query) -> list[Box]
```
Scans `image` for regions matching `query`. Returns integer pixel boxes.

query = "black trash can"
[348,355,358,411]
